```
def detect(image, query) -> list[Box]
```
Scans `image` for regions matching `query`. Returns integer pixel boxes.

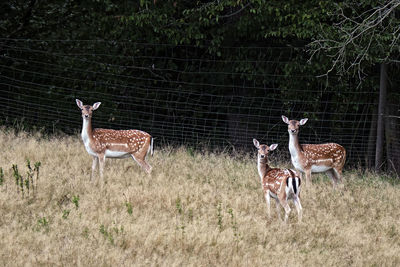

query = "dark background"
[0,1,399,174]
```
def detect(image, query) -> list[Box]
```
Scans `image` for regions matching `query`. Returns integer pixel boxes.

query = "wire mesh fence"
[0,39,399,173]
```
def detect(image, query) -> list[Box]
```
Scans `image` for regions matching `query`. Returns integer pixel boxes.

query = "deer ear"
[92,102,101,110]
[269,144,278,151]
[253,138,260,148]
[76,99,83,109]
[282,115,289,124]
[299,118,308,125]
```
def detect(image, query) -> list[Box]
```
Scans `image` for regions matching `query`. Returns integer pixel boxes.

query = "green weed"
[175,196,187,241]
[125,202,133,215]
[11,160,41,198]
[82,227,89,239]
[217,202,223,232]
[72,195,80,209]
[176,196,183,215]
[186,147,195,157]
[35,217,50,232]
[12,164,21,193]
[100,224,115,245]
[62,209,70,219]
[0,167,4,186]
[227,207,241,249]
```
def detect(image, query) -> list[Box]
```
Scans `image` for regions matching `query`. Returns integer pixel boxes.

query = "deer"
[281,115,346,187]
[253,139,302,223]
[76,99,153,184]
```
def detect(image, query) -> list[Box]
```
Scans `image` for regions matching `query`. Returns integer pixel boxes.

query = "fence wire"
[0,39,399,173]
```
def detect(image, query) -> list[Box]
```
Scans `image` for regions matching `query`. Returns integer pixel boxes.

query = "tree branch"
[308,0,400,78]
[7,0,37,38]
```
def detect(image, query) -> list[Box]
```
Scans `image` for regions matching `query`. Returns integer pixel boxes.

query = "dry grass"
[0,129,399,266]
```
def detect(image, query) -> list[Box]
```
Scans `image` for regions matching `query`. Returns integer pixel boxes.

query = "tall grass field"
[0,129,399,266]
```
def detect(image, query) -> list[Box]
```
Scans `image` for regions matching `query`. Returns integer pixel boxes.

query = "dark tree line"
[0,0,399,174]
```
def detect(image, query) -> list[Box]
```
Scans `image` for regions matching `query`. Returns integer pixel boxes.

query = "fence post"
[375,63,387,172]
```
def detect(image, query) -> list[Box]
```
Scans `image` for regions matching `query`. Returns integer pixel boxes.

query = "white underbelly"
[105,150,130,158]
[292,156,331,173]
[311,165,331,172]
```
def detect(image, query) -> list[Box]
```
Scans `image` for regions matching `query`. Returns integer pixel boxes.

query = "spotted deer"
[281,115,346,187]
[253,139,302,223]
[76,99,153,183]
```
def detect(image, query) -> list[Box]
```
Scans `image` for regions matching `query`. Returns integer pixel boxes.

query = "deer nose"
[291,129,297,133]
[84,114,89,118]
[260,154,265,159]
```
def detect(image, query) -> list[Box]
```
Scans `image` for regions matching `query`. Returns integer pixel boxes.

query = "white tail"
[76,99,153,183]
[150,137,154,156]
[253,139,302,223]
[282,115,346,187]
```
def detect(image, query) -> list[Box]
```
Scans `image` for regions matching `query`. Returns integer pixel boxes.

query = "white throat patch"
[81,119,96,156]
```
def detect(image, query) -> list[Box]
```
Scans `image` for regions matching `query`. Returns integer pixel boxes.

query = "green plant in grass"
[186,147,195,157]
[19,172,24,197]
[38,217,48,227]
[35,217,50,232]
[24,178,29,196]
[176,196,183,215]
[100,224,115,245]
[82,227,89,238]
[62,209,70,219]
[0,167,4,186]
[26,159,34,194]
[12,164,25,198]
[125,202,133,215]
[11,160,41,198]
[99,223,125,246]
[388,225,397,238]
[34,161,41,181]
[175,196,186,241]
[188,208,193,221]
[72,195,80,209]
[12,164,20,193]
[217,202,223,232]
[227,207,241,248]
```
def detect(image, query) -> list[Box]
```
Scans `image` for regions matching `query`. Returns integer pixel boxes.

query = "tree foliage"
[309,0,400,78]
[0,0,399,170]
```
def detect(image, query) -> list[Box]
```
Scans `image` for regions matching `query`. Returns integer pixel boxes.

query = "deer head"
[281,115,308,136]
[253,139,278,160]
[76,99,101,120]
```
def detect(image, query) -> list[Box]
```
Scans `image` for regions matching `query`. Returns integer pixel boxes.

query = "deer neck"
[288,133,303,158]
[257,156,271,181]
[81,118,93,144]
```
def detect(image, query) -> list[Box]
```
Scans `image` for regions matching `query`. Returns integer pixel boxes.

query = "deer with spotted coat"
[282,115,346,187]
[76,99,153,184]
[253,139,302,223]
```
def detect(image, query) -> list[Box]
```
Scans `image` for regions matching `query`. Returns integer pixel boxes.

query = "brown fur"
[254,139,302,223]
[76,99,153,183]
[282,115,346,186]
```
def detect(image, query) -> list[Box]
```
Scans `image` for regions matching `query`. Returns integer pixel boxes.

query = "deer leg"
[98,154,106,186]
[131,154,152,174]
[296,170,304,192]
[275,199,282,221]
[293,197,302,223]
[296,170,303,181]
[304,169,312,186]
[91,156,98,180]
[281,200,291,223]
[264,191,271,219]
[333,168,343,184]
[326,169,338,187]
